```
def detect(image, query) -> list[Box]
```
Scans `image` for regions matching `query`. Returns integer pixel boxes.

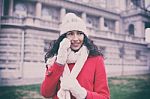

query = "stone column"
[115,20,120,33]
[115,0,120,12]
[99,17,104,31]
[9,0,14,16]
[60,8,66,21]
[81,12,86,22]
[35,2,42,25]
[136,21,144,38]
[36,1,42,18]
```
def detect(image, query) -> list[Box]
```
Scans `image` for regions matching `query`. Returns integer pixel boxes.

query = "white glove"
[56,38,71,65]
[70,79,87,99]
[61,76,87,99]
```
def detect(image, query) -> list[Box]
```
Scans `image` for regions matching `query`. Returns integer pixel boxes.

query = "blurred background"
[0,0,150,99]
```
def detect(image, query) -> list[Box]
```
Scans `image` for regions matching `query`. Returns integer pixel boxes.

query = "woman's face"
[66,30,84,51]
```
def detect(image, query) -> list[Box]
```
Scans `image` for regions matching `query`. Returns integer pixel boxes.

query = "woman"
[41,13,110,99]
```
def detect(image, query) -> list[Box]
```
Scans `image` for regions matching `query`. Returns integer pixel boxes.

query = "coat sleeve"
[86,56,110,99]
[40,62,64,98]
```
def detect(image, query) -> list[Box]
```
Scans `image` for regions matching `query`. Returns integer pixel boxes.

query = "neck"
[71,48,79,52]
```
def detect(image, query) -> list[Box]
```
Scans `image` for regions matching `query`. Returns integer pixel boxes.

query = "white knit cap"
[60,13,88,36]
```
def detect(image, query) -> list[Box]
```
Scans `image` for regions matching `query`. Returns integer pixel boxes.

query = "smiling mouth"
[72,43,80,47]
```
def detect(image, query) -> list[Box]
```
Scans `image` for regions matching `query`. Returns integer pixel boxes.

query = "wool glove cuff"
[56,38,71,65]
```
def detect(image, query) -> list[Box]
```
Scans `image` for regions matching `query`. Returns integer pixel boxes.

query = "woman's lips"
[72,43,80,47]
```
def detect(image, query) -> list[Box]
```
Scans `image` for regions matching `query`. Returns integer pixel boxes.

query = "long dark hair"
[45,33,103,62]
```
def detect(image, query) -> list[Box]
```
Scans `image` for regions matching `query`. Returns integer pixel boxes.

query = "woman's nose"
[72,34,78,40]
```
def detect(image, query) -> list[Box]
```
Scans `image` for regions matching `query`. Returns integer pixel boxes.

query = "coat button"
[46,70,52,76]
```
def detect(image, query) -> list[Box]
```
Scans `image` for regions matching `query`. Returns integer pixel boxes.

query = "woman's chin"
[71,47,80,52]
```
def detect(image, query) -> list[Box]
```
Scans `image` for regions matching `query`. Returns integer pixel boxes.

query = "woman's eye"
[77,31,83,35]
[67,32,73,35]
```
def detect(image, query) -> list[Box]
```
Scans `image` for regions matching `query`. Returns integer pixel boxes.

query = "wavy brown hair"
[45,33,103,62]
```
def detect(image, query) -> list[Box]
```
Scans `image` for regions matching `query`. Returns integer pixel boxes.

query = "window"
[119,47,125,58]
[42,7,52,20]
[3,0,10,15]
[42,6,60,21]
[15,3,26,11]
[14,3,27,17]
[27,3,35,16]
[104,18,115,32]
[131,0,141,7]
[86,15,99,29]
[136,50,141,60]
[14,1,35,17]
[128,24,135,36]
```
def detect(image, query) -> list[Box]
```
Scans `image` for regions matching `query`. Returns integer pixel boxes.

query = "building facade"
[0,0,150,86]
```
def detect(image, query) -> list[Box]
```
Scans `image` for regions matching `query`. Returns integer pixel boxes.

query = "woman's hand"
[60,76,87,99]
[56,38,71,65]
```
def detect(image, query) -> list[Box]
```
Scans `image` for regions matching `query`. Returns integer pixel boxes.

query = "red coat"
[41,56,110,99]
